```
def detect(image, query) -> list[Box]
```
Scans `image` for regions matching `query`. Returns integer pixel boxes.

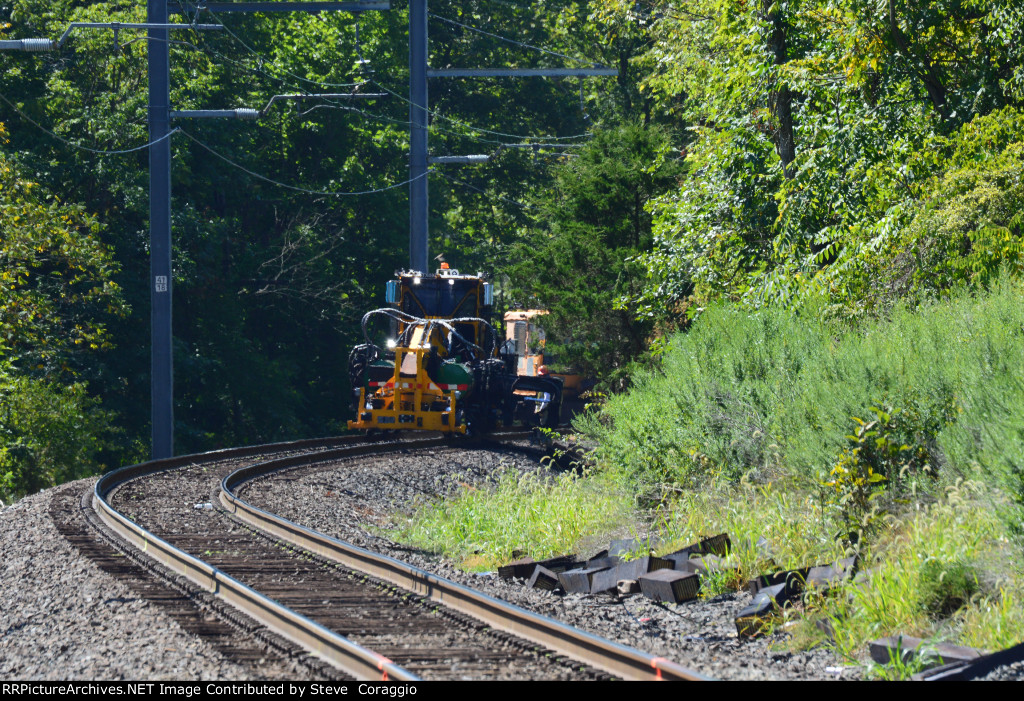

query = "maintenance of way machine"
[348,264,564,434]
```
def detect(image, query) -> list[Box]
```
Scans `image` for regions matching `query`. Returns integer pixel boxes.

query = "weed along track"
[206,437,853,680]
[92,433,700,681]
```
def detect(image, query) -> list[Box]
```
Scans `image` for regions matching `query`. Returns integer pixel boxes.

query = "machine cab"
[388,265,494,356]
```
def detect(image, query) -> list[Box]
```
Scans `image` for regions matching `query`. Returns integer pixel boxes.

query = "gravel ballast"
[0,482,268,680]
[1,480,339,682]
[237,445,854,681]
[5,439,1021,681]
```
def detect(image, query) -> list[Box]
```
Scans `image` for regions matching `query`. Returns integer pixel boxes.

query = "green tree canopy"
[607,0,1024,317]
[0,122,124,500]
[506,122,682,384]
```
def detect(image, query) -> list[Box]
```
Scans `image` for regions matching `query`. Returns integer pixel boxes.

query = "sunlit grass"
[394,459,1023,667]
[655,475,1023,663]
[652,476,847,591]
[394,465,631,571]
[812,480,1021,663]
[958,586,1024,651]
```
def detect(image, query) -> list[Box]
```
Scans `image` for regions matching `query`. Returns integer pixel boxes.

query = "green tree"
[506,122,682,384]
[0,122,124,500]
[615,0,1024,317]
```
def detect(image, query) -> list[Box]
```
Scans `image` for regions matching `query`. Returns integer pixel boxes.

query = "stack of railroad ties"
[497,534,858,637]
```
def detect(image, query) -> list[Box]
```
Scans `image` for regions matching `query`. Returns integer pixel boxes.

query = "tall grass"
[654,477,845,578]
[572,277,1024,663]
[821,481,1019,659]
[942,373,1024,540]
[394,467,630,571]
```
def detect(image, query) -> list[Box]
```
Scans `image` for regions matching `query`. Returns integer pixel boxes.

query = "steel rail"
[92,434,445,682]
[220,442,710,682]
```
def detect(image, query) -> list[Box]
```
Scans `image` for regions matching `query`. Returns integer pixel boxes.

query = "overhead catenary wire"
[177,128,430,196]
[296,99,570,147]
[170,2,356,90]
[10,5,362,107]
[428,12,594,67]
[5,3,596,147]
[153,53,588,148]
[170,1,594,144]
[188,4,373,89]
[202,19,593,144]
[0,81,560,171]
[334,99,576,147]
[476,0,545,13]
[434,170,538,211]
[369,79,592,142]
[0,91,180,155]
[118,35,214,51]
[164,0,361,92]
[1,7,578,204]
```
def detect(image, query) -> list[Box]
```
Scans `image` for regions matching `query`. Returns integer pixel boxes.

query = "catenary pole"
[149,4,388,460]
[408,0,428,274]
[148,0,174,459]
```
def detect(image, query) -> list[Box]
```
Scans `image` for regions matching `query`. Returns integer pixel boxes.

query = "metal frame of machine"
[503,309,584,397]
[348,265,563,434]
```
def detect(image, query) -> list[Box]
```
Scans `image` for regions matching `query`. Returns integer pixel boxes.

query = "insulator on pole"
[170,108,261,120]
[0,38,56,51]
[22,38,56,51]
[429,155,490,164]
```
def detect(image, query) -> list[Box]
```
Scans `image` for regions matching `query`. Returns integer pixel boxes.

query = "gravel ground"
[976,659,1024,681]
[0,482,263,681]
[107,455,609,681]
[4,440,1019,681]
[239,445,856,681]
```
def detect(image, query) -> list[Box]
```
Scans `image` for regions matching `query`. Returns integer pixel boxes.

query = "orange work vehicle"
[503,310,583,397]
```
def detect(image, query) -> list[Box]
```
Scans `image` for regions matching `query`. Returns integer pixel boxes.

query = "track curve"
[90,433,708,681]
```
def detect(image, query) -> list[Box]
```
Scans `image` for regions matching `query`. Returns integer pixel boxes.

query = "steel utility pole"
[148,0,174,460]
[406,4,617,275]
[408,0,429,274]
[151,2,389,460]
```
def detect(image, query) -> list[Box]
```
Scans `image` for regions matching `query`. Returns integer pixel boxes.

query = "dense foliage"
[578,278,1024,520]
[0,0,621,499]
[505,122,682,383]
[1,0,1022,525]
[0,123,124,497]
[611,0,1024,317]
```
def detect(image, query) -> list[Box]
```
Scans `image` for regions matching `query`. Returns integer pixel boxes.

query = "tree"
[0,123,124,368]
[505,122,682,384]
[620,0,1024,317]
[0,122,124,500]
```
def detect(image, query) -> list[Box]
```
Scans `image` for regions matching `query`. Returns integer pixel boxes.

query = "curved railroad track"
[87,432,707,682]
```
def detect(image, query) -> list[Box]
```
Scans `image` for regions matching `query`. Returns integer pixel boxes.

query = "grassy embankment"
[394,279,1024,670]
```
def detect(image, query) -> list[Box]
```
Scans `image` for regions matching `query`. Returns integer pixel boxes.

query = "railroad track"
[89,432,708,681]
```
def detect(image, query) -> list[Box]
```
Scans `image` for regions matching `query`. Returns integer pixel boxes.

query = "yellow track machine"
[347,265,563,434]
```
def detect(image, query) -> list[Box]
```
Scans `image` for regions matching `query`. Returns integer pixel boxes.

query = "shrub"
[579,277,1024,538]
[820,483,1008,661]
